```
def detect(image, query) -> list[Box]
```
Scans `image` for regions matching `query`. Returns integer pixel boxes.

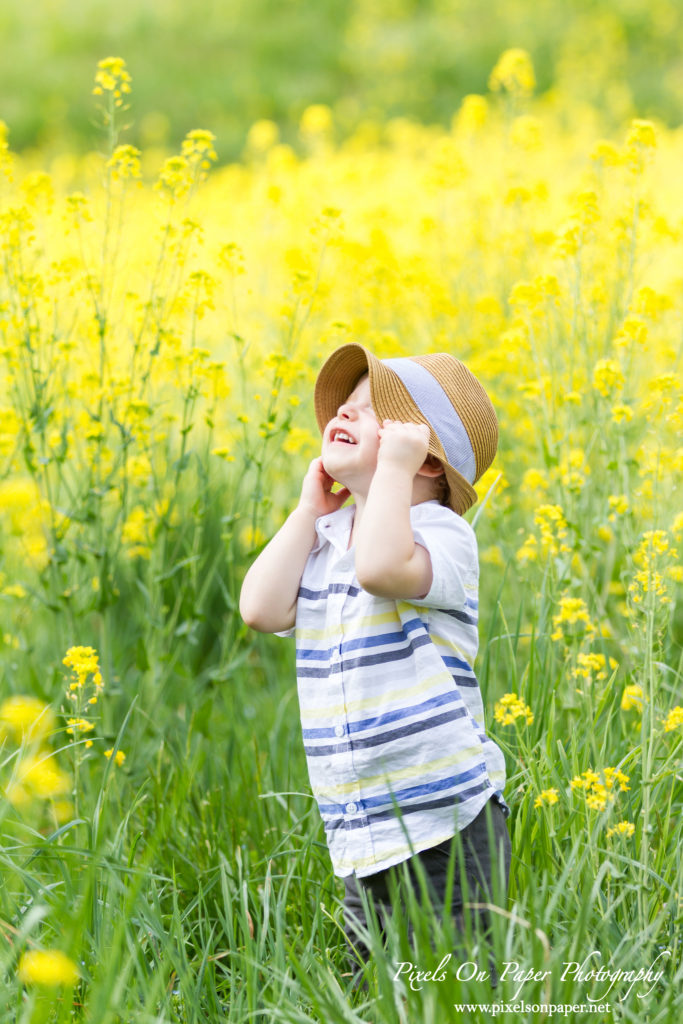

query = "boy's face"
[321,374,381,490]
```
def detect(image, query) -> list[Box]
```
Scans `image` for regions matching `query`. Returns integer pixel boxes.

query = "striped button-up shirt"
[278,499,508,878]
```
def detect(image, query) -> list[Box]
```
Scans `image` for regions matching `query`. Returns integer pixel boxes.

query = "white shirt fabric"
[277,499,508,878]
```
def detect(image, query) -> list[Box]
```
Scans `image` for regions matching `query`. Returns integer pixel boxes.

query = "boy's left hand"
[377,420,431,474]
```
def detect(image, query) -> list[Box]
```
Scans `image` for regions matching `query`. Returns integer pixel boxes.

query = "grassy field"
[0,51,682,1022]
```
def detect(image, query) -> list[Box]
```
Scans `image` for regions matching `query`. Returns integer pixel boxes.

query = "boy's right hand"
[298,457,351,518]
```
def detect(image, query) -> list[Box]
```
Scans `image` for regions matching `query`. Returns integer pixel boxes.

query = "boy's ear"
[417,453,445,478]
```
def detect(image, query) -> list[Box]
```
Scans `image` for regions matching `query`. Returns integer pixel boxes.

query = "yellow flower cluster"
[557,448,590,494]
[0,695,70,812]
[107,144,142,183]
[572,652,618,686]
[551,596,597,643]
[63,645,103,693]
[663,706,683,732]
[606,820,636,839]
[494,692,534,726]
[607,494,629,522]
[621,683,644,711]
[299,104,334,141]
[488,48,536,96]
[628,529,678,610]
[0,695,55,744]
[593,358,625,398]
[534,788,559,809]
[104,748,126,765]
[518,503,573,565]
[92,57,132,108]
[4,751,71,808]
[570,767,630,811]
[65,717,95,736]
[534,505,571,558]
[181,129,218,171]
[18,949,79,987]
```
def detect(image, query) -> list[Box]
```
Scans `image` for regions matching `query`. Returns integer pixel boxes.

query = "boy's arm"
[239,458,350,633]
[354,421,433,600]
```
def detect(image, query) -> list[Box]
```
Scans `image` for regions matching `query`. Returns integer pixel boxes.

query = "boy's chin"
[321,457,350,489]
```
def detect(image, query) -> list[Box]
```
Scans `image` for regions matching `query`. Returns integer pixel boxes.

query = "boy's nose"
[337,402,358,419]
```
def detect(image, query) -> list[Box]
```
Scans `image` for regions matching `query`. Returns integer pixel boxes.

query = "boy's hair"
[424,453,450,506]
[432,467,451,507]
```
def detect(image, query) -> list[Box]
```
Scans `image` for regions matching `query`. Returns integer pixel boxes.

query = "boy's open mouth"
[330,429,357,444]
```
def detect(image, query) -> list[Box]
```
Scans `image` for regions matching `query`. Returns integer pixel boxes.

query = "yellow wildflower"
[18,949,79,987]
[593,359,624,398]
[6,753,70,804]
[586,787,609,811]
[522,468,549,493]
[488,49,536,96]
[154,154,192,200]
[515,534,538,565]
[611,403,634,424]
[299,104,333,139]
[104,749,126,766]
[92,57,131,108]
[663,707,683,732]
[66,718,95,735]
[63,646,103,694]
[493,693,534,726]
[607,821,635,839]
[534,788,559,809]
[572,652,617,685]
[534,504,571,558]
[181,129,218,171]
[246,119,280,153]
[628,530,676,608]
[557,448,590,493]
[571,766,629,812]
[0,696,55,743]
[453,95,488,135]
[625,119,657,151]
[621,684,644,711]
[608,494,629,522]
[107,144,142,182]
[551,596,597,643]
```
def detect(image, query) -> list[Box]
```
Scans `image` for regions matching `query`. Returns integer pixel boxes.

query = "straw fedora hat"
[314,342,498,516]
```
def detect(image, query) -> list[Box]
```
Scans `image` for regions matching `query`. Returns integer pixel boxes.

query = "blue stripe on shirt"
[323,779,492,831]
[304,706,468,756]
[299,583,361,601]
[296,633,433,677]
[296,618,427,663]
[317,762,488,815]
[301,689,462,739]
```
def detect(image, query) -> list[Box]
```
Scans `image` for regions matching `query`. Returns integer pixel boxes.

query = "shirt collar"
[315,503,356,555]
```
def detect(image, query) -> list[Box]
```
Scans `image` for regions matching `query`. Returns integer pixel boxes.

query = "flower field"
[0,53,681,1023]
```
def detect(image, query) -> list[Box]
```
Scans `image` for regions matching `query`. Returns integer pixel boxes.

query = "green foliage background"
[2,0,683,156]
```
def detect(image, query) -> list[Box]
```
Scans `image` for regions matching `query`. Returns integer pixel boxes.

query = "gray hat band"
[382,358,477,484]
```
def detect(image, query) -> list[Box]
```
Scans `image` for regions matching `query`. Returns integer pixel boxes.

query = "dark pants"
[343,797,511,985]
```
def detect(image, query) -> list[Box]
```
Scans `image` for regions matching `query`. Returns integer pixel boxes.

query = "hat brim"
[313,342,479,516]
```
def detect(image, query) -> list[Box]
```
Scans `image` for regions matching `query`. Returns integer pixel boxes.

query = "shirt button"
[346,802,358,814]
[334,724,345,737]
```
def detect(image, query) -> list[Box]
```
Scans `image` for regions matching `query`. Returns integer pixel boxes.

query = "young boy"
[239,342,510,979]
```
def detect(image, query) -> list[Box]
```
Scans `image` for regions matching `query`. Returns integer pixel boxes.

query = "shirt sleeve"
[274,626,295,638]
[408,504,478,611]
